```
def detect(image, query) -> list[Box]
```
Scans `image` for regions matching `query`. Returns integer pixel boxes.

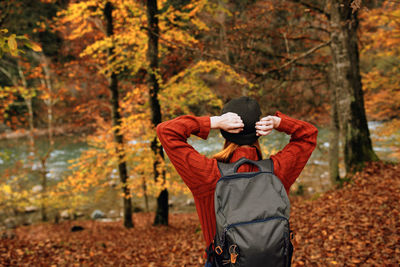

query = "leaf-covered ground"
[290,162,400,266]
[1,162,399,266]
[1,213,204,266]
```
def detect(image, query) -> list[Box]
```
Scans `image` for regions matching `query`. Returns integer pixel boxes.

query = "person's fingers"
[255,124,273,131]
[225,113,243,125]
[226,112,241,120]
[256,118,273,126]
[259,116,273,122]
[256,128,272,134]
[255,123,273,129]
[257,129,272,134]
[234,119,244,125]
[228,122,244,129]
[256,129,272,136]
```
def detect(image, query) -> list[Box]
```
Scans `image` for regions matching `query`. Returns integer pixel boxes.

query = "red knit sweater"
[156,111,318,246]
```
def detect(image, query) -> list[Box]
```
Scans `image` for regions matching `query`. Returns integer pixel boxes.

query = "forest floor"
[1,162,399,266]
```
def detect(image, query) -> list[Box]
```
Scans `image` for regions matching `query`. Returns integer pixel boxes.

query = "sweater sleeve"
[156,115,219,194]
[270,111,318,193]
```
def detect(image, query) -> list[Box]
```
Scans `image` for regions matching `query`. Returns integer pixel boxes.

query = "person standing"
[156,96,318,264]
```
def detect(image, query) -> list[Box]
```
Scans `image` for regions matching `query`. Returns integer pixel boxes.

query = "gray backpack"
[207,157,293,267]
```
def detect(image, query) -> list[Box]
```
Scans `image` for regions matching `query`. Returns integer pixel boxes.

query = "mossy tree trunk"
[329,0,378,175]
[328,63,341,184]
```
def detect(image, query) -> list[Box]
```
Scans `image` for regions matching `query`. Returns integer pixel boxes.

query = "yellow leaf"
[8,35,17,54]
[1,184,12,195]
[30,41,42,52]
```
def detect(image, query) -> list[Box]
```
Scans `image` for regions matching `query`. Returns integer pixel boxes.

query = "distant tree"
[199,0,331,119]
[360,1,400,160]
[259,0,379,176]
[0,32,58,221]
[145,0,168,226]
[0,0,68,222]
[104,1,133,228]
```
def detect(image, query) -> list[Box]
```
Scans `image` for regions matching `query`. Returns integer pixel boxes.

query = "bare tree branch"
[290,0,330,19]
[142,26,330,82]
[0,65,14,83]
[256,39,331,79]
[141,26,260,76]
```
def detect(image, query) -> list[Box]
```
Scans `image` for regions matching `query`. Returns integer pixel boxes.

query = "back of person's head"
[220,96,261,145]
[214,96,262,162]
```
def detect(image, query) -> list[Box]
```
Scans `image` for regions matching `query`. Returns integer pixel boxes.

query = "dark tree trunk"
[329,0,378,174]
[328,64,341,184]
[104,2,133,228]
[146,0,168,226]
[40,159,48,222]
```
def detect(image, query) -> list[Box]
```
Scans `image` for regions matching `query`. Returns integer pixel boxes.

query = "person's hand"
[255,116,281,136]
[210,112,244,133]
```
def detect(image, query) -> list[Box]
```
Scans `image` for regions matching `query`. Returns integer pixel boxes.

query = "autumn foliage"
[1,162,399,266]
[1,0,400,265]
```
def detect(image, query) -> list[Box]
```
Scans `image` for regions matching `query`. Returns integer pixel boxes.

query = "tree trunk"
[40,55,54,147]
[17,63,35,157]
[217,0,229,63]
[39,155,48,221]
[146,0,168,226]
[40,55,56,221]
[142,176,149,212]
[17,62,49,221]
[329,0,378,174]
[104,2,133,228]
[328,64,341,184]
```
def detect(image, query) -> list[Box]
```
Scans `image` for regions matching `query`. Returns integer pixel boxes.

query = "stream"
[0,122,398,226]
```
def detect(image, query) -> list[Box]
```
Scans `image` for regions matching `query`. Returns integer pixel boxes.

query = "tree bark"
[40,55,54,147]
[328,64,340,184]
[39,154,49,222]
[146,0,168,226]
[16,62,35,157]
[328,0,378,174]
[104,2,133,228]
[17,62,49,221]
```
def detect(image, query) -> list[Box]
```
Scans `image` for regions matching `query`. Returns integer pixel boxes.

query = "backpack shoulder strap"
[258,158,274,173]
[217,157,274,177]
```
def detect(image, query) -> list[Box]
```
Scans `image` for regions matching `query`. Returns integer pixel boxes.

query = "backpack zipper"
[219,216,289,247]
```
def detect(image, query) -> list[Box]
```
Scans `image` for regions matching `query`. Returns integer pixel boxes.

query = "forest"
[0,0,399,266]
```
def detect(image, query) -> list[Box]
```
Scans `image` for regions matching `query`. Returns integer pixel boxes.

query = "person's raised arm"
[256,111,318,192]
[156,113,244,194]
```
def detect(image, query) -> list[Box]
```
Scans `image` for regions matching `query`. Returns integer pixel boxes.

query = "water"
[0,123,397,191]
[0,135,88,181]
[0,122,398,225]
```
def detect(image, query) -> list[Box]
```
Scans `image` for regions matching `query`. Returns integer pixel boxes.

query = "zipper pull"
[230,252,238,264]
[229,245,238,264]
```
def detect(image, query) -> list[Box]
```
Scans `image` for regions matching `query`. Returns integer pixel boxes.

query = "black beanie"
[220,96,261,145]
